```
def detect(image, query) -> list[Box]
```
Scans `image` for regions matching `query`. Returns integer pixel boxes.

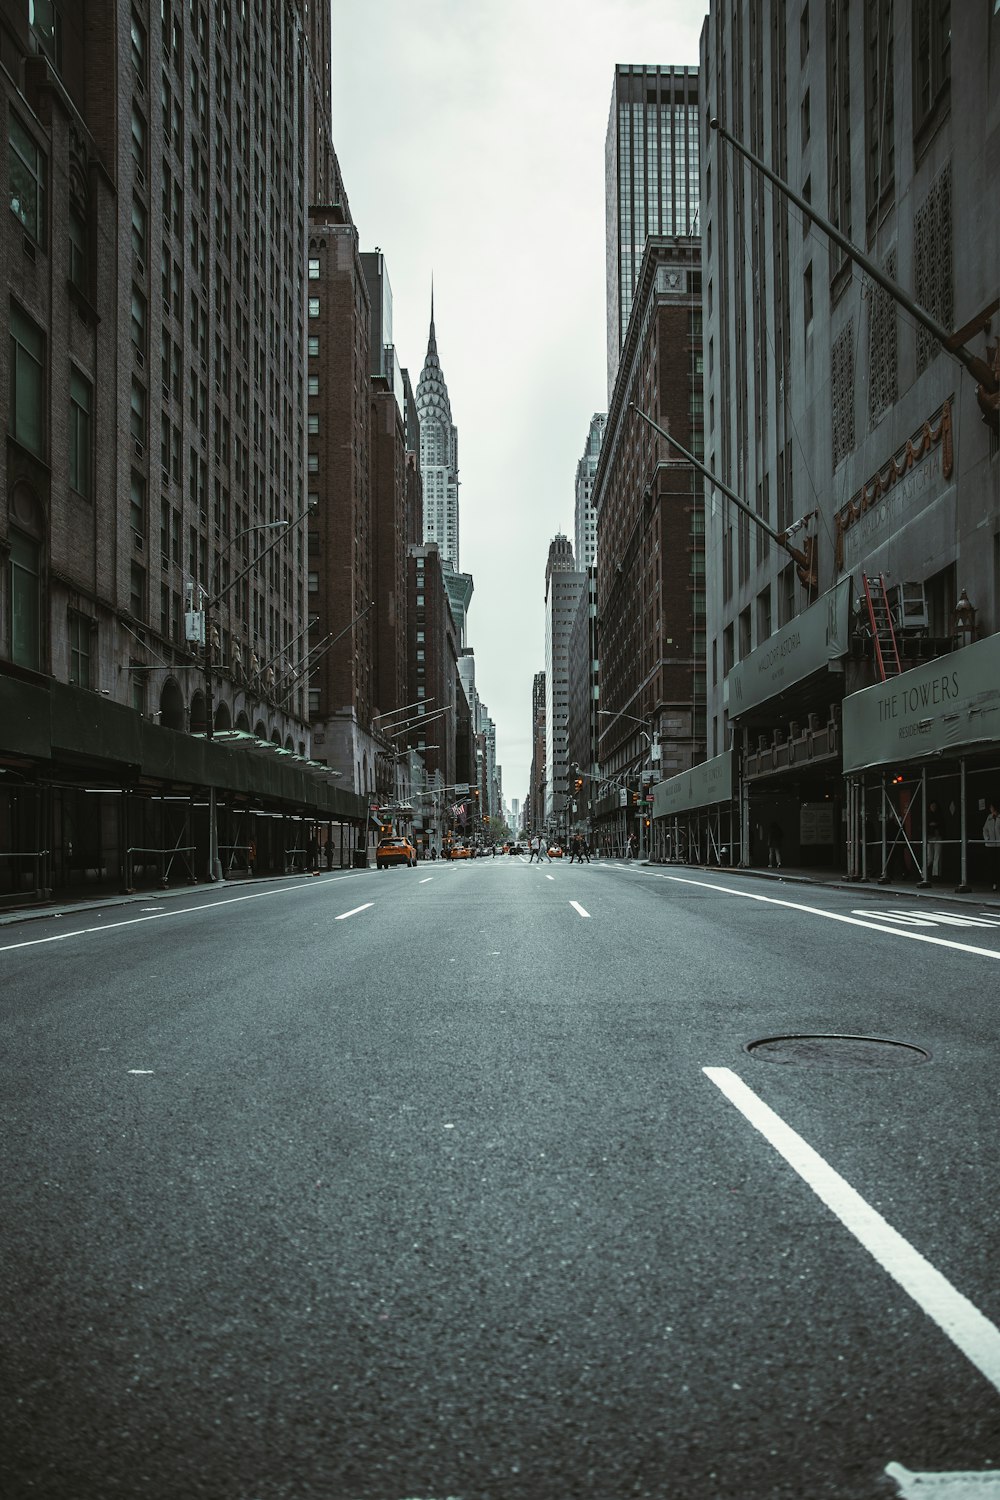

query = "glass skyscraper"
[605,64,700,400]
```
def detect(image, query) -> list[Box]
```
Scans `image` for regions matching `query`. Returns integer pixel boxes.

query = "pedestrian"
[627,831,637,860]
[568,835,579,863]
[581,838,591,863]
[984,800,1000,892]
[307,833,319,872]
[430,846,438,861]
[767,819,783,869]
[528,834,540,863]
[926,800,944,880]
[247,838,256,875]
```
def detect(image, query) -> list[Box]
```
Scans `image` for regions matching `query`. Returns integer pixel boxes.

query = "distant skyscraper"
[575,413,606,569]
[605,64,700,399]
[416,291,460,568]
[543,536,586,825]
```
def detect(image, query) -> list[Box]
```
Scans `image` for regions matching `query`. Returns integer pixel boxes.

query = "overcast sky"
[330,0,708,807]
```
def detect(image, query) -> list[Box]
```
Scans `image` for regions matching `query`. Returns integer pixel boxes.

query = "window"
[307,257,320,278]
[130,8,147,78]
[10,529,41,670]
[9,112,46,242]
[307,571,319,593]
[130,560,146,619]
[801,89,811,145]
[68,610,91,688]
[130,104,146,173]
[307,413,319,434]
[804,262,814,329]
[130,378,146,443]
[308,689,320,715]
[913,0,951,135]
[10,303,45,455]
[307,452,318,473]
[307,335,319,357]
[30,0,62,65]
[307,374,319,396]
[131,284,147,353]
[69,368,92,498]
[69,206,88,292]
[131,195,147,259]
[308,296,319,318]
[130,470,146,535]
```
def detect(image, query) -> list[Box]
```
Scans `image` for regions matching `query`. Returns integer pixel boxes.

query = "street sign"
[454,782,470,795]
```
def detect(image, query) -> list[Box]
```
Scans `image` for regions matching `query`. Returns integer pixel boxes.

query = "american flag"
[451,801,467,820]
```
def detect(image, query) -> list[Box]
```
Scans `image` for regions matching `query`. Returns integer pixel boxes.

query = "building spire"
[429,275,437,352]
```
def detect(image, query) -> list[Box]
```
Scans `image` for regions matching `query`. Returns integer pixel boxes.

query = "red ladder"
[862,573,902,680]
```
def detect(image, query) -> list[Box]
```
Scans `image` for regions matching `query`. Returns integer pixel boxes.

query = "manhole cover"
[746,1034,931,1068]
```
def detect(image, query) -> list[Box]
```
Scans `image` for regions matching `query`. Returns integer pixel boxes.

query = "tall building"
[698,1,999,877]
[592,237,705,853]
[605,64,700,399]
[528,671,547,834]
[543,535,586,826]
[415,292,460,568]
[574,413,606,569]
[1,0,365,903]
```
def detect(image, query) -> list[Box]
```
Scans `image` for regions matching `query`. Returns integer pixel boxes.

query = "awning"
[842,630,1000,773]
[651,751,735,819]
[725,576,852,719]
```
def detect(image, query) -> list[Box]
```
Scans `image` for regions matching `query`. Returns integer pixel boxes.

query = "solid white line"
[335,902,374,921]
[570,900,591,918]
[654,873,1000,960]
[704,1067,1000,1395]
[885,1461,1000,1498]
[0,874,364,954]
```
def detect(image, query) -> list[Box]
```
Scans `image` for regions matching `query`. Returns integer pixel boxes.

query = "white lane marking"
[335,903,374,921]
[655,873,1000,960]
[704,1067,1000,1395]
[0,874,364,954]
[128,1069,154,1075]
[570,901,591,919]
[885,1461,1000,1497]
[545,874,555,881]
[419,877,433,884]
[852,910,940,927]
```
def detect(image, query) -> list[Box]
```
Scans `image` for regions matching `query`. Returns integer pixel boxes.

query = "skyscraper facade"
[605,64,700,399]
[543,535,586,826]
[574,413,606,570]
[415,295,460,569]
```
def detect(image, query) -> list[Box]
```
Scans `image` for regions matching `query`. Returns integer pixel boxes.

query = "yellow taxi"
[450,844,471,859]
[376,835,417,870]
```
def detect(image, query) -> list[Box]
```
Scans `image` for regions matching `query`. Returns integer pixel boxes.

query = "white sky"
[330,0,708,806]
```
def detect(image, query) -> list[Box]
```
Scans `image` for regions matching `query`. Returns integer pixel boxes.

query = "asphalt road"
[2,857,999,1499]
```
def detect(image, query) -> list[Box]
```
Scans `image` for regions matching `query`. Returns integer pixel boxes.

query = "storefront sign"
[725,576,852,718]
[652,751,733,819]
[842,631,1000,773]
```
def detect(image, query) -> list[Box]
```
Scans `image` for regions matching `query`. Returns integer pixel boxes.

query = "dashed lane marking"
[335,903,374,921]
[704,1067,1000,1395]
[570,901,591,918]
[419,878,433,884]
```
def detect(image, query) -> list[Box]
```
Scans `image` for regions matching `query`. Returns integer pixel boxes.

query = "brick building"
[592,237,706,855]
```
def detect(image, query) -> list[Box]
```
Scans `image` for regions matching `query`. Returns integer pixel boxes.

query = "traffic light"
[632,791,639,806]
[575,777,584,793]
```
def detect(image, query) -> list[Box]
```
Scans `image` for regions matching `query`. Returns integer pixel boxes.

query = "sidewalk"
[0,865,364,929]
[645,859,1000,911]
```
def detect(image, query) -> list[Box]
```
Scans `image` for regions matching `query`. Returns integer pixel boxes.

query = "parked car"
[376,836,417,870]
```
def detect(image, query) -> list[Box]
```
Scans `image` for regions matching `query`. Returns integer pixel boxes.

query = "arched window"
[159,677,185,731]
